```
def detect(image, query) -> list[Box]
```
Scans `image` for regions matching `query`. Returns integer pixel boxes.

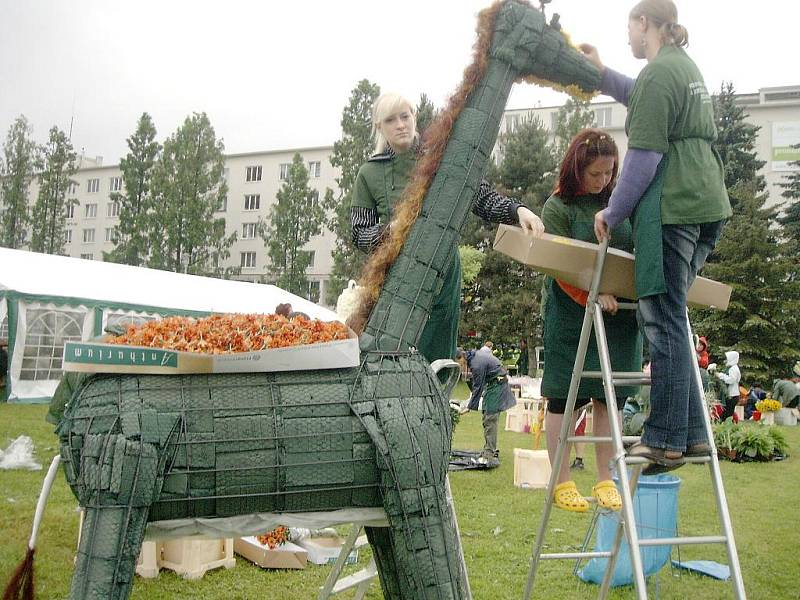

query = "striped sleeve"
[471,180,522,224]
[351,206,386,252]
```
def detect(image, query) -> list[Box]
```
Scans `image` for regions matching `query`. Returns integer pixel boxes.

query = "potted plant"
[754,398,782,425]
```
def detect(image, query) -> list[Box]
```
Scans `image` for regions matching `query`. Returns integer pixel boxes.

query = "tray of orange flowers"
[62,313,359,375]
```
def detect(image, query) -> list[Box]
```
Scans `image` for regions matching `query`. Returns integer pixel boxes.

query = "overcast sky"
[1,0,796,166]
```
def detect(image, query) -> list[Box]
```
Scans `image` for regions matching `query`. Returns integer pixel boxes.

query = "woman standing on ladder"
[582,0,731,473]
[351,92,544,363]
[541,129,643,512]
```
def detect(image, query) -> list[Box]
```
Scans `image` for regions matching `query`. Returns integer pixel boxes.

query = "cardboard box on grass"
[494,226,731,310]
[62,327,359,375]
[234,536,308,569]
[296,535,360,566]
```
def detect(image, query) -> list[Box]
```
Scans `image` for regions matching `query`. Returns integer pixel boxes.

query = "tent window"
[106,312,158,331]
[20,308,84,381]
[0,314,8,341]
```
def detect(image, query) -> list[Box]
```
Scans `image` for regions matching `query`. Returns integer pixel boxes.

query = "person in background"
[712,350,741,421]
[772,363,800,413]
[540,128,642,512]
[0,339,8,398]
[516,339,530,377]
[351,92,544,365]
[275,303,292,317]
[458,347,516,467]
[695,336,709,369]
[582,0,731,473]
[744,383,766,419]
[480,340,494,354]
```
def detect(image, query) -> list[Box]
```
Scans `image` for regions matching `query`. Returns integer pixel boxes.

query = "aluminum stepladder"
[522,237,746,600]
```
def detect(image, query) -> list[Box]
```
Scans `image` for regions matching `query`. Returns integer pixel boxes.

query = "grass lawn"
[1,396,798,599]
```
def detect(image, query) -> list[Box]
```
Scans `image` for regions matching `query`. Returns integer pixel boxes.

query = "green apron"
[482,375,516,415]
[631,157,669,298]
[541,206,643,400]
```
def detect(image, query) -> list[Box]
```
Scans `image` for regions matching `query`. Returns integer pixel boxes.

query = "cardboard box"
[234,536,308,569]
[493,225,731,310]
[296,536,359,566]
[62,329,359,375]
[513,448,552,489]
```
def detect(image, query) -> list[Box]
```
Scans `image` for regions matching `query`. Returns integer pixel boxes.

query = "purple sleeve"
[600,68,636,106]
[602,148,663,229]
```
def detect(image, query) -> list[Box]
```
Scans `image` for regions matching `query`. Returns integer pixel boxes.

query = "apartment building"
[22,85,797,309]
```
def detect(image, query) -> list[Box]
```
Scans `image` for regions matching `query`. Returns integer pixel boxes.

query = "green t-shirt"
[351,150,417,221]
[626,46,732,225]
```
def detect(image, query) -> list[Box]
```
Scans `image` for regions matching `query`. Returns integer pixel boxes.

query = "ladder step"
[616,301,638,310]
[638,535,728,547]
[581,371,651,386]
[567,435,640,444]
[541,551,612,560]
[625,455,712,466]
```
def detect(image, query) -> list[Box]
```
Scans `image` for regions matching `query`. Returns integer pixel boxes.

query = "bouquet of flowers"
[755,398,782,413]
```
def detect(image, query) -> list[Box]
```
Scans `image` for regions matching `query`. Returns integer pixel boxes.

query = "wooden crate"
[513,448,551,489]
[159,538,236,580]
[505,407,533,433]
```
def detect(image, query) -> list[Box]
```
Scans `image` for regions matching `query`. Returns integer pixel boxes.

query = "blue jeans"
[638,220,726,452]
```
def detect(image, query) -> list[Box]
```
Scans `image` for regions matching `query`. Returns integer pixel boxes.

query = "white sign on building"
[772,121,800,171]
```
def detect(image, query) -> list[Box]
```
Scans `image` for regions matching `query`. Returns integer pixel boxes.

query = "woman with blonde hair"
[351,92,544,363]
[581,0,731,473]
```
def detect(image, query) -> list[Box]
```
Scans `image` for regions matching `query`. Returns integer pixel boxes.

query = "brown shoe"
[627,442,684,475]
[685,443,712,457]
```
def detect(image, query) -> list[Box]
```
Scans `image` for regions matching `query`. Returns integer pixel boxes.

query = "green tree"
[29,126,77,255]
[495,115,556,212]
[459,117,554,355]
[691,182,799,382]
[552,97,596,160]
[0,115,40,249]
[416,93,437,140]
[713,81,766,194]
[323,79,380,304]
[105,113,161,266]
[263,153,324,297]
[147,112,235,275]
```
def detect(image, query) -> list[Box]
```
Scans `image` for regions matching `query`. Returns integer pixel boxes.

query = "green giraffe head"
[354,0,601,354]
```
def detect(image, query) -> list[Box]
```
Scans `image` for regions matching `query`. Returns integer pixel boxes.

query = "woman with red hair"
[541,128,643,512]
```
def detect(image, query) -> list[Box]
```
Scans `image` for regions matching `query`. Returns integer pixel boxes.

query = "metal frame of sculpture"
[54,2,601,598]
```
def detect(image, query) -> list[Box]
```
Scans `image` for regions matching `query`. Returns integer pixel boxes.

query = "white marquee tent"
[0,248,336,403]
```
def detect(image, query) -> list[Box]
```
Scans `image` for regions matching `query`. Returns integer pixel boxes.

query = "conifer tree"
[0,115,40,249]
[713,81,766,194]
[322,79,380,303]
[147,112,234,275]
[29,126,77,255]
[105,113,161,266]
[263,153,324,297]
[416,93,437,140]
[552,97,596,161]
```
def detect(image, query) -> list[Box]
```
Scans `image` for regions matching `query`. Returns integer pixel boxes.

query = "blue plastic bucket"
[578,474,681,586]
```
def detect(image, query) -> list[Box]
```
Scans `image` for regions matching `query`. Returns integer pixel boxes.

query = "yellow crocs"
[553,481,590,513]
[592,480,622,511]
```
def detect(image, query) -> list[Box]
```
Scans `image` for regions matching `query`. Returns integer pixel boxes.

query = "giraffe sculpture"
[54,2,600,598]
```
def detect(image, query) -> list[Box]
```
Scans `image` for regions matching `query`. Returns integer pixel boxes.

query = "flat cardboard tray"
[493,225,731,310]
[234,537,307,569]
[62,327,360,375]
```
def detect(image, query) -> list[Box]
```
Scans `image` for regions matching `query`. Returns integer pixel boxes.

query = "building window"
[83,229,95,243]
[105,227,118,242]
[308,161,321,178]
[64,230,72,244]
[279,163,291,180]
[309,189,320,207]
[217,195,227,212]
[65,203,76,219]
[87,178,100,193]
[307,280,321,303]
[85,203,97,218]
[109,176,122,191]
[242,222,258,239]
[80,253,93,260]
[246,165,262,182]
[505,114,520,133]
[305,250,316,268]
[244,194,260,210]
[68,181,79,195]
[240,251,256,268]
[594,107,612,127]
[550,112,559,131]
[107,201,120,217]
